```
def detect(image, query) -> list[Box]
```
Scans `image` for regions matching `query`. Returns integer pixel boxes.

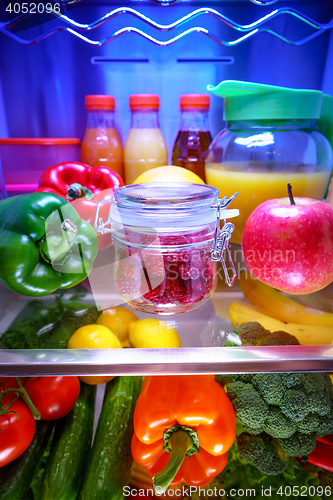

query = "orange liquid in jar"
[81,127,124,178]
[124,128,168,184]
[172,130,212,182]
[206,161,331,245]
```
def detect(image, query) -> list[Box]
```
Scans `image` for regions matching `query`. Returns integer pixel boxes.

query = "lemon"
[133,165,204,184]
[97,307,138,347]
[67,324,122,385]
[129,318,181,348]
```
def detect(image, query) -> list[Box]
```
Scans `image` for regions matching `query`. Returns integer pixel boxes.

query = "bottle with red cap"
[81,95,124,178]
[124,94,168,184]
[172,94,212,182]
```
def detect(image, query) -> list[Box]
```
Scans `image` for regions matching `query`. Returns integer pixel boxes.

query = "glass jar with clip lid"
[95,183,239,315]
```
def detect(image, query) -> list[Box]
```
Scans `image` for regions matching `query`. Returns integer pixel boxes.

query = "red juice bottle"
[172,94,212,182]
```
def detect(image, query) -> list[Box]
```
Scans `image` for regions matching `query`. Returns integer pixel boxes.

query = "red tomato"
[25,376,80,420]
[0,377,27,405]
[0,400,36,467]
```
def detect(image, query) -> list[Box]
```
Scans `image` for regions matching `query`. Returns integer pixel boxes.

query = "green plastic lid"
[207,80,323,121]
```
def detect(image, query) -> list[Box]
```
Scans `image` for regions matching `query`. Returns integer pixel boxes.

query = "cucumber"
[44,303,98,348]
[79,376,142,500]
[22,489,34,500]
[40,382,96,500]
[0,420,53,500]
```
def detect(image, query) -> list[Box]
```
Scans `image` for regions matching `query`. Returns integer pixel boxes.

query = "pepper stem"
[287,183,296,205]
[67,183,93,201]
[154,429,194,493]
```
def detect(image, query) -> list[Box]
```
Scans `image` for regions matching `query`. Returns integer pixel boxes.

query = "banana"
[228,300,333,345]
[239,271,333,327]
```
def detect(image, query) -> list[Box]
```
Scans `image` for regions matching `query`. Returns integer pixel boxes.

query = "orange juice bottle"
[124,94,168,184]
[81,95,124,179]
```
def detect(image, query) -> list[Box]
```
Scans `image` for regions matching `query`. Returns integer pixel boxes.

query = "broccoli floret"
[237,432,289,475]
[219,322,333,468]
[315,413,333,438]
[260,331,300,346]
[278,432,316,458]
[226,382,269,434]
[297,413,321,434]
[280,389,310,422]
[215,374,240,386]
[234,322,300,347]
[264,406,297,439]
[215,374,254,388]
[281,373,305,389]
[303,373,333,416]
[252,373,286,406]
[238,374,255,383]
[234,322,270,346]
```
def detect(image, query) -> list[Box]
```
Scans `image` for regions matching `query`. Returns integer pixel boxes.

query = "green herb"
[0,286,94,349]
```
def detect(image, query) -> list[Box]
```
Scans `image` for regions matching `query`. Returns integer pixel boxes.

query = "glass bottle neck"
[86,110,116,128]
[227,118,316,131]
[130,110,160,129]
[179,110,210,131]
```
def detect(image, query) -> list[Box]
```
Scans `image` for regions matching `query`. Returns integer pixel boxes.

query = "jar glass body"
[81,110,124,178]
[205,119,333,244]
[110,183,220,315]
[172,109,212,182]
[124,110,168,184]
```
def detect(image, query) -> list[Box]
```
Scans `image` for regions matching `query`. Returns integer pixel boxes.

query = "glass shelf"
[1,277,332,376]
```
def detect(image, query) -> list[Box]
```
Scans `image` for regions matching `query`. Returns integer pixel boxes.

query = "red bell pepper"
[131,375,236,493]
[308,437,333,473]
[36,162,124,249]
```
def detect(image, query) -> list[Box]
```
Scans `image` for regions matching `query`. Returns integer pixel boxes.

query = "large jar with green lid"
[205,81,333,245]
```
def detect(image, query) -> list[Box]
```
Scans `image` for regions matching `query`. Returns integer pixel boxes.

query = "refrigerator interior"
[0,0,332,371]
[0,1,333,498]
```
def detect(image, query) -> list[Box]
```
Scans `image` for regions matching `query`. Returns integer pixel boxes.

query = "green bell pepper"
[0,192,98,296]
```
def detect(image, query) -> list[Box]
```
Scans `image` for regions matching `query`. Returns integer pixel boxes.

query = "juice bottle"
[172,94,212,182]
[81,95,124,178]
[124,94,168,184]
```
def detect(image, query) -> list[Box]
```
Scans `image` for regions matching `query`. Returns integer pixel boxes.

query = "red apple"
[242,191,333,294]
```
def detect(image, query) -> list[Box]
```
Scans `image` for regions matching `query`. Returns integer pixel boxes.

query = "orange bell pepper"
[131,375,236,493]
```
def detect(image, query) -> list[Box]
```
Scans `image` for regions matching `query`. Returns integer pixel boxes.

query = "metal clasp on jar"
[94,198,114,234]
[210,192,239,287]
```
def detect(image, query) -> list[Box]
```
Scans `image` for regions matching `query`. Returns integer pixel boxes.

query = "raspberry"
[115,229,216,312]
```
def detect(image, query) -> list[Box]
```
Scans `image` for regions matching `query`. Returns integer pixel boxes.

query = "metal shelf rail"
[0,0,332,46]
[1,345,333,377]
